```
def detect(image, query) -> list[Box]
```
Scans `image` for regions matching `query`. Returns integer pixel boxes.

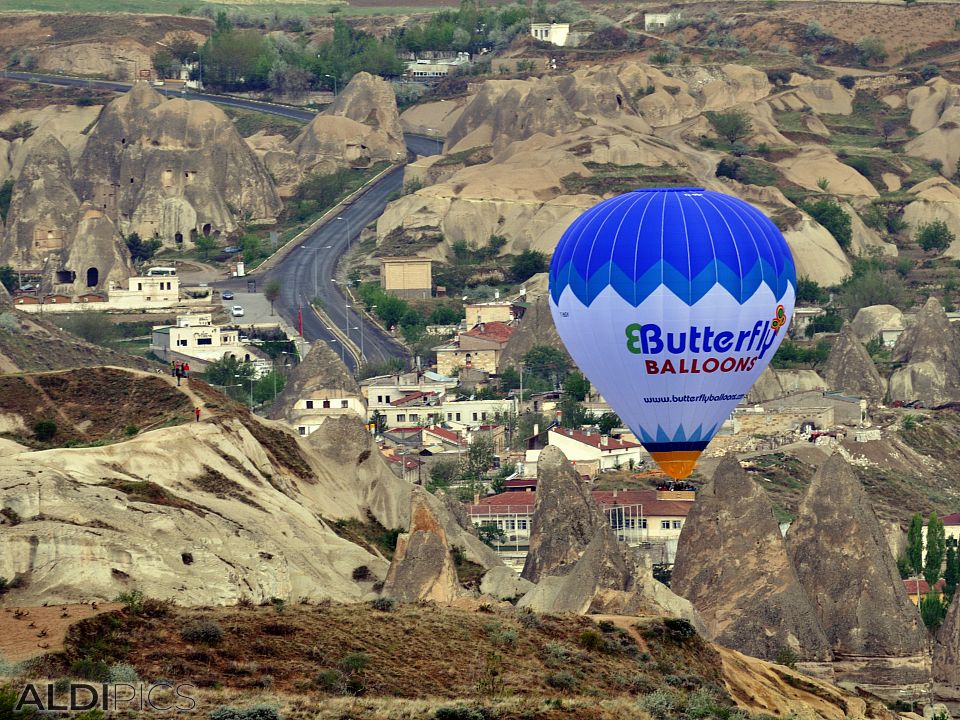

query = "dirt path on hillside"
[0,603,121,663]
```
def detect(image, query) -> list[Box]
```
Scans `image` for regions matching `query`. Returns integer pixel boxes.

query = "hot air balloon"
[548,187,796,480]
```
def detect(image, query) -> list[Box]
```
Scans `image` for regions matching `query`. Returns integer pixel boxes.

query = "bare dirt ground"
[0,603,121,663]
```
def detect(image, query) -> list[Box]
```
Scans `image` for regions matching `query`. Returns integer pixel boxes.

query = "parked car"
[222,291,234,300]
[231,305,244,317]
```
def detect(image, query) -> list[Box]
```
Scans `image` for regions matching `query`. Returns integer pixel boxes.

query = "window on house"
[385,396,391,403]
[341,400,348,408]
[473,413,478,421]
[298,427,306,435]
[447,413,452,421]
[639,519,648,529]
[377,395,383,403]
[661,520,670,530]
[196,338,212,346]
[397,414,406,422]
[137,283,142,291]
[177,339,188,346]
[518,519,528,530]
[672,520,682,529]
[506,519,515,530]
[306,401,314,409]
[455,413,461,421]
[410,414,419,422]
[322,400,331,409]
[481,412,487,421]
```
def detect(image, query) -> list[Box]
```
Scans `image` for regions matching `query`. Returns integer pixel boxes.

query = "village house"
[921,512,960,561]
[643,11,682,31]
[529,22,570,46]
[292,391,366,436]
[442,397,516,426]
[463,300,526,326]
[362,371,457,429]
[467,486,695,570]
[150,313,267,373]
[434,321,515,376]
[379,256,432,299]
[547,426,643,473]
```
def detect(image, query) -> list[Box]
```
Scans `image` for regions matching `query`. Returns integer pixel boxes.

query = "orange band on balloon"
[649,451,701,480]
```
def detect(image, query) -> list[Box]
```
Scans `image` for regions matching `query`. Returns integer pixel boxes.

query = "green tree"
[920,591,947,632]
[522,345,570,384]
[946,545,960,599]
[0,177,13,221]
[0,265,16,292]
[856,36,887,65]
[376,295,408,329]
[708,109,753,144]
[54,312,119,346]
[428,304,463,325]
[202,28,275,90]
[907,512,925,580]
[461,436,496,481]
[253,369,285,404]
[194,234,217,259]
[839,269,907,319]
[478,523,506,547]
[204,355,254,389]
[558,395,591,429]
[796,276,828,304]
[896,552,913,580]
[427,459,459,492]
[916,219,956,254]
[597,412,622,435]
[511,250,548,282]
[804,198,852,250]
[563,371,591,401]
[152,49,178,79]
[926,512,947,586]
[125,232,162,263]
[264,279,281,316]
[167,33,199,61]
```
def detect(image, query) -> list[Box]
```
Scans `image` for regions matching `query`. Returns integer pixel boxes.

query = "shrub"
[579,629,605,651]
[69,659,111,681]
[686,689,726,719]
[663,617,697,639]
[546,671,577,690]
[115,589,145,614]
[314,669,343,691]
[708,109,753,144]
[517,609,542,629]
[33,419,57,442]
[340,652,370,674]
[124,425,139,436]
[351,566,372,581]
[108,663,140,683]
[774,646,799,669]
[838,75,856,89]
[370,596,395,612]
[921,64,941,81]
[209,704,284,720]
[638,689,684,719]
[543,641,572,666]
[804,198,852,250]
[434,707,490,720]
[181,619,224,645]
[916,219,956,253]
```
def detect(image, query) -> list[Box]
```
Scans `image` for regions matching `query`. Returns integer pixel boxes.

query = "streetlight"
[324,327,344,363]
[324,73,338,97]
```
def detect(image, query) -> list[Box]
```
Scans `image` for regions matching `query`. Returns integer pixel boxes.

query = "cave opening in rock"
[202,223,212,237]
[86,267,99,288]
[56,269,76,284]
[175,232,183,244]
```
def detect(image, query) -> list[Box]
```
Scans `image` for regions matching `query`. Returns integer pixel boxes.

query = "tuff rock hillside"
[269,341,361,425]
[671,455,833,666]
[820,323,887,403]
[787,453,930,696]
[889,297,960,406]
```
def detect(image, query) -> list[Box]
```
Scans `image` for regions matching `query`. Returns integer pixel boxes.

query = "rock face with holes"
[820,323,886,403]
[381,487,462,603]
[521,445,605,582]
[269,341,360,426]
[671,455,833,665]
[889,296,960,406]
[74,82,281,249]
[787,453,930,697]
[292,72,406,175]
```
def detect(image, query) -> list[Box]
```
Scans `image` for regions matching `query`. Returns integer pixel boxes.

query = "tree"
[125,232,162,263]
[427,460,458,492]
[461,436,496,481]
[0,178,13,221]
[708,109,753,144]
[264,279,281,316]
[54,312,118,346]
[167,33,199,62]
[563,371,591,401]
[0,265,16,292]
[523,345,570,384]
[478,523,506,548]
[510,250,547,282]
[916,220,955,254]
[558,394,591,428]
[194,234,217,260]
[804,198,852,250]
[856,36,887,66]
[796,276,828,304]
[33,419,57,442]
[880,120,898,143]
[268,59,313,97]
[925,512,946,587]
[597,412,621,435]
[920,591,947,632]
[152,49,178,79]
[907,512,925,581]
[946,545,960,599]
[428,304,462,325]
[204,355,254,389]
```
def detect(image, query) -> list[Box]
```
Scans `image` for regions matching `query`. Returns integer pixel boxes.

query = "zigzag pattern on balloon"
[549,257,795,308]
[635,422,719,449]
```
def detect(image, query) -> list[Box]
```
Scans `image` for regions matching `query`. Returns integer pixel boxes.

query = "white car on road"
[231,305,244,317]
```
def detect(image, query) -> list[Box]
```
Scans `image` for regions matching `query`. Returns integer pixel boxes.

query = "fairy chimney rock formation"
[75,82,281,249]
[820,323,886,403]
[381,487,461,603]
[521,444,604,582]
[787,453,930,695]
[671,455,833,663]
[292,72,406,174]
[889,297,960,406]
[934,590,960,704]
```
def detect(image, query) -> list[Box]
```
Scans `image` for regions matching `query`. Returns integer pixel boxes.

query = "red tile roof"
[466,489,693,517]
[940,512,960,526]
[462,321,514,343]
[904,578,946,595]
[549,427,640,451]
[385,454,424,469]
[390,391,438,406]
[423,425,466,445]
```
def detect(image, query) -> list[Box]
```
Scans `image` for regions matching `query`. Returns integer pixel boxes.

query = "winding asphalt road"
[0,70,438,371]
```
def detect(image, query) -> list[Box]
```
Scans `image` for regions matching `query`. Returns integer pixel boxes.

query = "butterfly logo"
[770,304,787,333]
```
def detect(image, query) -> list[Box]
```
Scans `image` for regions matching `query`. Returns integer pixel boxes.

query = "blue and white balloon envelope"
[548,187,796,479]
